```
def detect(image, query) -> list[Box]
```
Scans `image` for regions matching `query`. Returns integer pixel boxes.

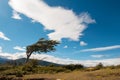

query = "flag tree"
[26,38,59,63]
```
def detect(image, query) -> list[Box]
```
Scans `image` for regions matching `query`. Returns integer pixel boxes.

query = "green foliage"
[27,38,59,53]
[106,65,115,69]
[0,65,13,71]
[64,64,84,71]
[36,66,69,74]
[0,66,8,71]
[22,63,34,72]
[22,59,39,73]
[28,59,39,67]
[26,38,59,63]
[94,63,104,70]
[22,65,69,74]
[115,65,120,68]
[15,70,23,77]
[1,60,120,77]
[48,64,56,67]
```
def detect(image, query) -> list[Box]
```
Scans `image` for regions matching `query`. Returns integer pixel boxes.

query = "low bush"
[35,66,69,74]
[94,63,104,70]
[22,59,39,73]
[15,70,24,77]
[64,64,84,71]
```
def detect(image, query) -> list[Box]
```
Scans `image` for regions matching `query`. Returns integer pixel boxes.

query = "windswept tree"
[26,38,59,63]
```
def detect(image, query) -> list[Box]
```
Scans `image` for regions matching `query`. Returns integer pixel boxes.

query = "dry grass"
[1,64,120,80]
[23,68,120,80]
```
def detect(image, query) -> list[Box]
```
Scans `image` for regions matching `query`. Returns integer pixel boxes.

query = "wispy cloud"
[81,45,120,52]
[80,41,87,46]
[9,0,95,41]
[0,51,120,67]
[13,46,25,51]
[63,45,68,48]
[0,46,2,53]
[91,54,105,58]
[12,10,22,20]
[0,46,119,67]
[0,32,10,41]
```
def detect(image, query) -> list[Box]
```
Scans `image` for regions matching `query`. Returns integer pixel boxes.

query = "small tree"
[95,63,103,70]
[26,38,59,63]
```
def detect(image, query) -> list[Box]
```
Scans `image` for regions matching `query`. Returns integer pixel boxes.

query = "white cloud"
[12,10,22,20]
[0,51,120,67]
[0,52,26,60]
[0,46,119,67]
[80,41,87,46]
[63,45,68,48]
[81,45,120,52]
[9,0,95,41]
[0,46,2,53]
[91,55,105,58]
[0,32,10,41]
[13,46,25,51]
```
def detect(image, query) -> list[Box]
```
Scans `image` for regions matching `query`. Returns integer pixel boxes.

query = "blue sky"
[0,0,120,66]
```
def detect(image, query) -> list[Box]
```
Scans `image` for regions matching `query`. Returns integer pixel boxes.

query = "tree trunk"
[25,52,32,63]
[25,55,29,63]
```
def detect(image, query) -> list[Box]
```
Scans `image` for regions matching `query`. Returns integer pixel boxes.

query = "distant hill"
[0,57,62,66]
[15,58,62,66]
[0,57,10,64]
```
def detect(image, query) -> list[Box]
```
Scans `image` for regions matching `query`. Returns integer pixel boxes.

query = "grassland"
[23,68,120,80]
[2,68,119,80]
[0,60,120,80]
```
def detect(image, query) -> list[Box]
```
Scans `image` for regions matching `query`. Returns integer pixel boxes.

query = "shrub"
[0,65,13,71]
[22,63,33,72]
[94,63,104,70]
[15,71,23,77]
[115,65,120,68]
[64,64,84,71]
[106,65,115,69]
[22,59,39,74]
[36,66,69,74]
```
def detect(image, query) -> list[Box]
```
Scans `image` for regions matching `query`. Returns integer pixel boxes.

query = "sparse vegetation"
[94,63,104,70]
[0,60,120,80]
[64,64,84,71]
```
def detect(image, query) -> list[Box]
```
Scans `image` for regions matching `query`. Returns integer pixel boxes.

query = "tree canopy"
[26,38,59,63]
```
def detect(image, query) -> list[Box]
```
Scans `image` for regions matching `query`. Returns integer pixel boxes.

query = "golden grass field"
[1,61,120,80]
[23,68,120,80]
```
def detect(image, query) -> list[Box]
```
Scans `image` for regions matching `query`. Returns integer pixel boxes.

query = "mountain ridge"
[0,57,62,66]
